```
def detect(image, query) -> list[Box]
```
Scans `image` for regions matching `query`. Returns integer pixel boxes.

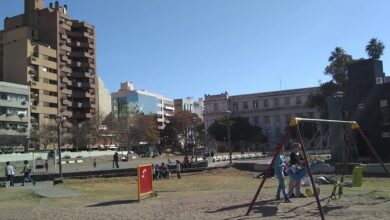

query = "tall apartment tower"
[0,0,98,127]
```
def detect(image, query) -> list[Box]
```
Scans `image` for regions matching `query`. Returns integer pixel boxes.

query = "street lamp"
[224,110,232,165]
[55,115,65,179]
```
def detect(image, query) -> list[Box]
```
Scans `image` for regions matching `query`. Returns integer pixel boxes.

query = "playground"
[0,168,390,220]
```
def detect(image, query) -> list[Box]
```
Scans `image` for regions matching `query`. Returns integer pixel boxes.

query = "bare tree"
[30,123,57,150]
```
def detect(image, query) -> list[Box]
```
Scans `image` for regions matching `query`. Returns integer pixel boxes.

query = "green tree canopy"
[366,38,385,60]
[207,116,267,149]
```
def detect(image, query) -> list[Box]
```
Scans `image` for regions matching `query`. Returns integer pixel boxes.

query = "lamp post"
[55,115,65,179]
[224,111,232,165]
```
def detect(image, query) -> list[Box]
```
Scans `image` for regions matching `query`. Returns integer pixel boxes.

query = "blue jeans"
[22,173,35,185]
[276,172,288,199]
[7,175,14,186]
[112,160,119,168]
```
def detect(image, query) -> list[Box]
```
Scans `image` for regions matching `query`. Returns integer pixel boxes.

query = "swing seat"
[288,161,320,181]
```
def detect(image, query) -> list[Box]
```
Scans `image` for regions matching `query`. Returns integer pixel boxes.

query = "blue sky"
[1,0,389,99]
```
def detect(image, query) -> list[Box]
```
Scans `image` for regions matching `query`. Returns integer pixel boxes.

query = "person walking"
[93,158,97,168]
[176,160,181,179]
[5,161,16,187]
[44,160,49,173]
[288,143,306,198]
[21,160,35,186]
[112,152,119,169]
[274,147,291,203]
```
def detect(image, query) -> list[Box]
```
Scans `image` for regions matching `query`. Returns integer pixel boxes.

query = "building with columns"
[203,87,320,150]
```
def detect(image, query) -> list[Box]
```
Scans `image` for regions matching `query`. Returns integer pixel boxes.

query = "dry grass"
[1,168,390,219]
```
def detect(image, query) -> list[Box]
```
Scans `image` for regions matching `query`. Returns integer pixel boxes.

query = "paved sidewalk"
[8,181,81,198]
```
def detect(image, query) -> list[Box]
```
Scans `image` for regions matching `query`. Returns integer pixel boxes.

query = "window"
[274,98,279,107]
[233,102,239,110]
[253,100,258,109]
[264,99,269,107]
[285,97,290,106]
[380,99,389,125]
[274,115,280,124]
[264,115,270,123]
[253,116,259,125]
[42,67,48,72]
[285,114,291,123]
[296,96,302,105]
[243,101,248,109]
[213,103,219,112]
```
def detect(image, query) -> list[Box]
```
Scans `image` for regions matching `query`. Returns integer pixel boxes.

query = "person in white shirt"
[5,161,16,187]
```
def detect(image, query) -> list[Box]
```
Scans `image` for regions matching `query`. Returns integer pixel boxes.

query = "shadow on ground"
[207,199,280,220]
[86,199,138,207]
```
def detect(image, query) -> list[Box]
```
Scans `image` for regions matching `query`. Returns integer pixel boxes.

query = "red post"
[245,128,290,216]
[357,128,390,176]
[295,124,325,220]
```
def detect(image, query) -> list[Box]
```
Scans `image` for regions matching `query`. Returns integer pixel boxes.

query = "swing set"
[245,117,390,220]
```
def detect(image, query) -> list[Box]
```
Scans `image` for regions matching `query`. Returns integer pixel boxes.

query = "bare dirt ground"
[1,168,390,220]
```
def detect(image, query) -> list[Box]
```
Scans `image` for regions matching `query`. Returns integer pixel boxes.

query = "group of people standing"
[274,143,306,203]
[4,160,36,187]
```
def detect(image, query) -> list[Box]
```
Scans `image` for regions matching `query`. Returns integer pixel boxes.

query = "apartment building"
[0,81,30,152]
[98,77,111,120]
[0,0,98,128]
[112,82,174,129]
[174,97,204,120]
[203,87,320,148]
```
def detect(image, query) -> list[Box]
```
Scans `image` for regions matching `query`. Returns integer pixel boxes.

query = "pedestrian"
[5,161,16,187]
[112,152,119,168]
[44,160,49,173]
[176,160,181,179]
[274,147,291,203]
[93,158,97,168]
[21,160,35,186]
[288,143,306,198]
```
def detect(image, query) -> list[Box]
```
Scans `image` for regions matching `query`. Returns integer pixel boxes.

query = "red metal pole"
[295,124,325,220]
[356,128,390,176]
[245,128,290,216]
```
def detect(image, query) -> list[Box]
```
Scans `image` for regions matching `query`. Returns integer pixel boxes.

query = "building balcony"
[72,112,92,119]
[60,88,72,95]
[71,41,94,49]
[73,102,95,108]
[71,91,93,98]
[40,95,58,104]
[61,99,72,106]
[61,110,72,118]
[71,71,94,79]
[0,128,29,136]
[72,21,94,29]
[0,99,29,109]
[67,31,94,39]
[164,106,175,111]
[29,56,39,65]
[70,51,94,58]
[31,106,57,115]
[0,114,29,123]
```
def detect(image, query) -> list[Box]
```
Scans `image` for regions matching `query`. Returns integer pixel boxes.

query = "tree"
[366,38,385,60]
[30,124,57,150]
[117,113,160,149]
[163,111,204,152]
[207,116,267,151]
[324,47,353,85]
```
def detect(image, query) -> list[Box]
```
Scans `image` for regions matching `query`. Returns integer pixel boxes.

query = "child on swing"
[288,143,306,198]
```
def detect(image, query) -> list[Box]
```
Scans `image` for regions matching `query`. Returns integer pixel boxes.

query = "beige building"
[203,87,320,150]
[98,77,111,120]
[0,0,98,128]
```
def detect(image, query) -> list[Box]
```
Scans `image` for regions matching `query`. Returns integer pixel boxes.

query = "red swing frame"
[245,117,390,220]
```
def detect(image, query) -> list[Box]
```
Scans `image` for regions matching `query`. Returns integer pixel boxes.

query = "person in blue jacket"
[274,146,291,203]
